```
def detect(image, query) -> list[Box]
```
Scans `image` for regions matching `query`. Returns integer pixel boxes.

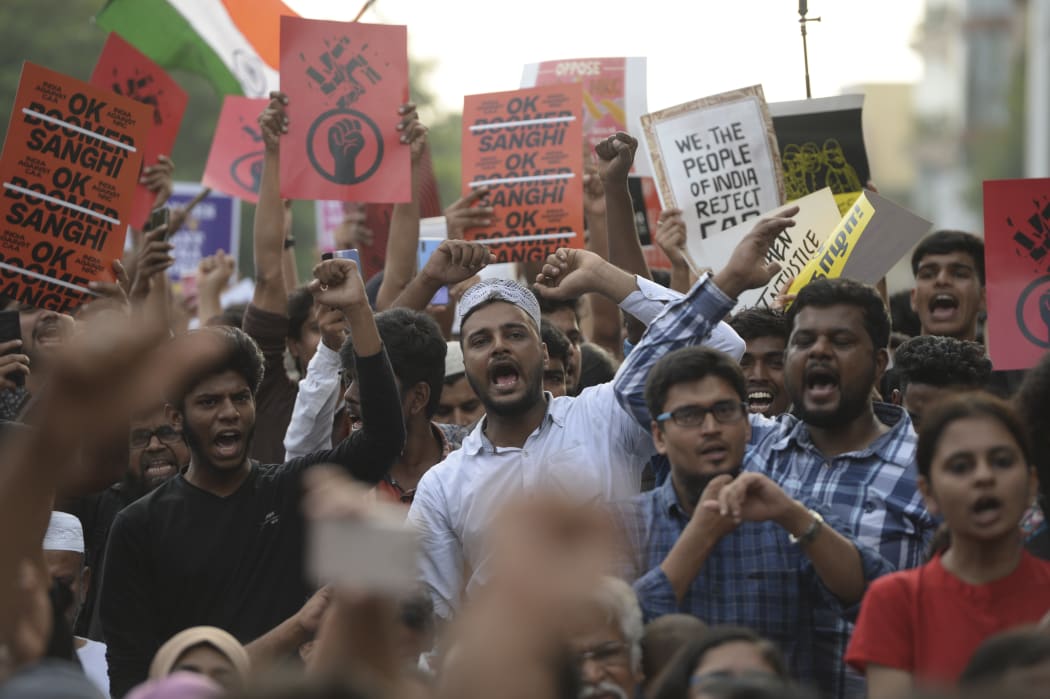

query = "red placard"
[983,178,1050,371]
[0,62,149,312]
[201,96,268,204]
[461,83,584,263]
[90,33,188,229]
[279,17,410,203]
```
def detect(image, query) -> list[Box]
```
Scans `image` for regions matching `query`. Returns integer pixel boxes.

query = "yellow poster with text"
[787,193,876,296]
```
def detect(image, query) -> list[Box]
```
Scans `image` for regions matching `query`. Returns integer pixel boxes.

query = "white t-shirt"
[77,638,109,697]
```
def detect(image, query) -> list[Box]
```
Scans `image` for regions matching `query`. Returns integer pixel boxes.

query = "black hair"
[531,286,580,318]
[173,326,265,407]
[888,289,921,338]
[540,320,571,368]
[911,230,986,286]
[728,308,789,343]
[786,278,891,351]
[641,614,708,686]
[287,287,316,340]
[340,308,446,418]
[959,626,1050,687]
[647,627,789,699]
[917,392,1032,481]
[579,342,617,391]
[645,347,747,421]
[894,336,992,392]
[1014,352,1050,507]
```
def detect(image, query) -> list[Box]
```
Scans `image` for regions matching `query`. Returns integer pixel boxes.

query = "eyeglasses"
[129,426,183,449]
[656,401,747,427]
[574,641,629,668]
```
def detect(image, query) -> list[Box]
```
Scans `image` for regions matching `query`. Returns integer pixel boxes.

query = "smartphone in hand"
[0,310,24,388]
[147,206,172,240]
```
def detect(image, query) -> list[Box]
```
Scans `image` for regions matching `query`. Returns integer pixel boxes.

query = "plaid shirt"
[619,478,893,697]
[746,404,937,698]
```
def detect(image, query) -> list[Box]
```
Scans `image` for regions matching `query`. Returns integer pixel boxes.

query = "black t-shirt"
[100,349,405,698]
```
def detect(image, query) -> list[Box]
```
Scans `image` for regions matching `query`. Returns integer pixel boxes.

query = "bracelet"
[789,509,824,546]
[283,237,296,249]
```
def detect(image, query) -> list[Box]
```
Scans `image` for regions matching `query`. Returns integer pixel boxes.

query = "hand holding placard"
[712,207,799,300]
[259,92,290,153]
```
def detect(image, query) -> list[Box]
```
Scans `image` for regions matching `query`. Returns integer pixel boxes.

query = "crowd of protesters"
[0,85,1047,699]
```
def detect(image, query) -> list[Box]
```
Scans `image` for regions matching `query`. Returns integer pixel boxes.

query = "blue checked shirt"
[612,275,936,698]
[745,404,937,699]
[618,478,893,696]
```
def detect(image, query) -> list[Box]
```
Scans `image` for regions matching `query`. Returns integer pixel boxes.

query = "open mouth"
[698,441,729,464]
[143,458,176,477]
[34,320,63,346]
[928,293,959,322]
[489,361,521,394]
[972,495,1003,525]
[804,366,839,402]
[747,388,774,414]
[213,430,243,459]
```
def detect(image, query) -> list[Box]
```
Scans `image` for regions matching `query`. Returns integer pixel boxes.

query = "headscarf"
[149,626,250,682]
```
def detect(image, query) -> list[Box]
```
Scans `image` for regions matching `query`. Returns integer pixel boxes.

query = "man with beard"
[619,277,935,698]
[407,210,795,621]
[64,402,190,641]
[620,347,890,694]
[99,257,405,697]
[565,577,645,699]
[728,308,790,417]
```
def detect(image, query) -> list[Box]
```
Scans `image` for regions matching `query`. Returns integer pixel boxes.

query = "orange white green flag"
[95,0,297,97]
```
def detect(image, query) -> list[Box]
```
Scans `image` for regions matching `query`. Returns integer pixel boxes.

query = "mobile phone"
[308,508,419,592]
[321,247,363,274]
[147,206,172,240]
[417,238,449,306]
[0,310,24,388]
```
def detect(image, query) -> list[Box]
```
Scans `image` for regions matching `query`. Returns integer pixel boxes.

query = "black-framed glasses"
[129,426,183,449]
[656,401,747,427]
[574,641,629,668]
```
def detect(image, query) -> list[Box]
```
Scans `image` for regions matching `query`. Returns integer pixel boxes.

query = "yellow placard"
[787,192,876,296]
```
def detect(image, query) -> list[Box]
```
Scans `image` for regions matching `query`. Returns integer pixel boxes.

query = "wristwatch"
[789,509,824,546]
[283,237,296,249]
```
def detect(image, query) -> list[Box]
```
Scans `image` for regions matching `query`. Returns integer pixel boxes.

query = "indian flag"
[95,0,297,97]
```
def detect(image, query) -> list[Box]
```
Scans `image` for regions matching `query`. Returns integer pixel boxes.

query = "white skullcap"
[445,341,465,379]
[43,511,84,553]
[457,278,542,330]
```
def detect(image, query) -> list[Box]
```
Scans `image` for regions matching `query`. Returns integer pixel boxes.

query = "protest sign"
[0,62,149,312]
[769,95,869,216]
[642,86,785,266]
[694,188,839,310]
[91,32,188,230]
[201,96,268,203]
[279,17,410,203]
[165,182,239,282]
[521,57,649,174]
[983,178,1050,370]
[461,83,584,263]
[787,190,931,296]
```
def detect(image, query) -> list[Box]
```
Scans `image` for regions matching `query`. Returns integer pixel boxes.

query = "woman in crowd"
[148,627,250,692]
[648,626,790,699]
[846,393,1050,697]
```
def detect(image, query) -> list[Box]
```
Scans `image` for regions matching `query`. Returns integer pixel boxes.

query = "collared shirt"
[619,478,892,695]
[407,274,740,620]
[375,421,469,505]
[745,403,937,699]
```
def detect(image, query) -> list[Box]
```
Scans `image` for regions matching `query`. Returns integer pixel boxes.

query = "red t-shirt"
[847,550,1050,685]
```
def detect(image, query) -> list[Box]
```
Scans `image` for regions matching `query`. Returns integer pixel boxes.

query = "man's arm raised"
[252,92,290,314]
